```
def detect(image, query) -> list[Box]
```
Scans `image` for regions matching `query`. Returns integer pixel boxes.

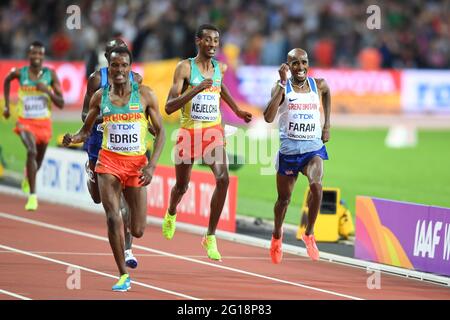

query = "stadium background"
[0,0,449,227]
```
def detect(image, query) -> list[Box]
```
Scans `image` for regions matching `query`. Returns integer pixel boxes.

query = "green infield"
[1,118,449,226]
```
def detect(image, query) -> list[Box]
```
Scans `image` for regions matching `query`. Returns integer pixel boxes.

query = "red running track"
[0,193,449,300]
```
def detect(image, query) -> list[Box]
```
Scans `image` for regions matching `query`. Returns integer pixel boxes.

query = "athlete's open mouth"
[297,70,306,77]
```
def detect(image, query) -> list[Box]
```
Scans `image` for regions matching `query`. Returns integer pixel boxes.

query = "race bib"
[190,92,220,122]
[106,122,141,153]
[286,104,320,140]
[23,96,49,118]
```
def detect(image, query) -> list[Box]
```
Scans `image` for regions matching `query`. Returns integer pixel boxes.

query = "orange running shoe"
[270,235,283,264]
[301,234,320,261]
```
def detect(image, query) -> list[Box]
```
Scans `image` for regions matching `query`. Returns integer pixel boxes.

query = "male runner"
[3,41,64,210]
[163,24,252,261]
[81,38,148,268]
[264,48,331,263]
[63,47,165,291]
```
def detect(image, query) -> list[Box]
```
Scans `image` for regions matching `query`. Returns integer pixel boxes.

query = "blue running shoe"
[112,274,131,292]
[125,249,138,269]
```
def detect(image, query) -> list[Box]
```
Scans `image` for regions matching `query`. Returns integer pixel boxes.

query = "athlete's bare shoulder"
[218,61,228,74]
[132,71,143,84]
[87,70,101,90]
[138,84,156,104]
[314,78,330,93]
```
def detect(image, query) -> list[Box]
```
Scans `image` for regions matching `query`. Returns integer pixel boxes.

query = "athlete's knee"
[309,182,323,197]
[276,196,291,208]
[106,214,122,231]
[174,182,189,195]
[131,225,145,238]
[215,172,229,189]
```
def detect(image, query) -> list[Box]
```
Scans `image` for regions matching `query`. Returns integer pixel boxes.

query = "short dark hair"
[29,41,45,51]
[108,46,133,64]
[196,24,220,39]
[105,38,127,56]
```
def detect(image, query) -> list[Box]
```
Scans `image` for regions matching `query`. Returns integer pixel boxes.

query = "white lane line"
[0,244,199,300]
[0,251,305,260]
[0,289,32,300]
[0,212,363,300]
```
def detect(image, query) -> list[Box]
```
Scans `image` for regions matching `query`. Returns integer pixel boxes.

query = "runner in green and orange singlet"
[63,47,165,291]
[3,41,64,211]
[163,24,252,261]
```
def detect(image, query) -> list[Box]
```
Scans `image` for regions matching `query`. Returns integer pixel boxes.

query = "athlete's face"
[28,46,45,68]
[109,53,131,85]
[196,30,220,58]
[288,54,308,82]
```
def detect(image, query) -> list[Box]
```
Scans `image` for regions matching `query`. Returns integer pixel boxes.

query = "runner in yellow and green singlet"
[3,41,64,211]
[163,24,253,261]
[63,47,165,292]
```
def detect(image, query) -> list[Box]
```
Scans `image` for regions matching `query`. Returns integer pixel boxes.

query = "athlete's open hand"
[236,109,252,123]
[196,78,213,92]
[139,165,154,186]
[278,63,289,82]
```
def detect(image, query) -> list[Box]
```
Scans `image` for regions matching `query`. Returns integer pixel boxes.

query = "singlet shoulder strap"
[308,77,318,94]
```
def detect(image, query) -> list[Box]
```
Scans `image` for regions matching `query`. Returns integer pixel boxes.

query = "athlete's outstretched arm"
[63,89,102,146]
[263,63,288,123]
[2,68,20,119]
[316,78,331,143]
[165,60,212,115]
[140,86,166,186]
[81,72,101,122]
[220,83,252,123]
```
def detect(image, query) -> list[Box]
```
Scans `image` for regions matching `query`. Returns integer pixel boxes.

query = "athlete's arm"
[63,89,102,146]
[316,78,331,143]
[165,60,212,115]
[263,63,288,123]
[40,69,64,109]
[219,63,252,123]
[81,71,101,122]
[2,68,20,119]
[140,85,166,186]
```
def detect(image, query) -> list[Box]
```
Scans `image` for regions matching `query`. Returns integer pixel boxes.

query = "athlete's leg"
[35,143,48,171]
[120,193,132,250]
[87,160,101,204]
[273,173,297,239]
[122,186,147,239]
[97,173,127,276]
[206,146,229,236]
[18,131,38,194]
[167,162,194,215]
[302,156,324,236]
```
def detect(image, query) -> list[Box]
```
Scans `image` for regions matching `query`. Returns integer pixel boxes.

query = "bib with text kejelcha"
[190,90,220,122]
[286,102,321,140]
[22,96,49,119]
[106,122,141,153]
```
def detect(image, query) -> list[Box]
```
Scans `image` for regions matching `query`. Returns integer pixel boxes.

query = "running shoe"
[301,234,320,261]
[125,249,138,269]
[112,274,131,292]
[270,235,283,264]
[162,212,176,240]
[25,194,38,211]
[201,235,222,261]
[21,178,30,194]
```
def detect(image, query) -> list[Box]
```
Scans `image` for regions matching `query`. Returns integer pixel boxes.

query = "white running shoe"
[125,249,138,269]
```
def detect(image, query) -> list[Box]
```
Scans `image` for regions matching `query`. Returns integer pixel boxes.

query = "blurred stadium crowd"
[0,0,448,69]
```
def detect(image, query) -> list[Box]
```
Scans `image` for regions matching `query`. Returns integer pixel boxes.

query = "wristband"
[277,80,286,89]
